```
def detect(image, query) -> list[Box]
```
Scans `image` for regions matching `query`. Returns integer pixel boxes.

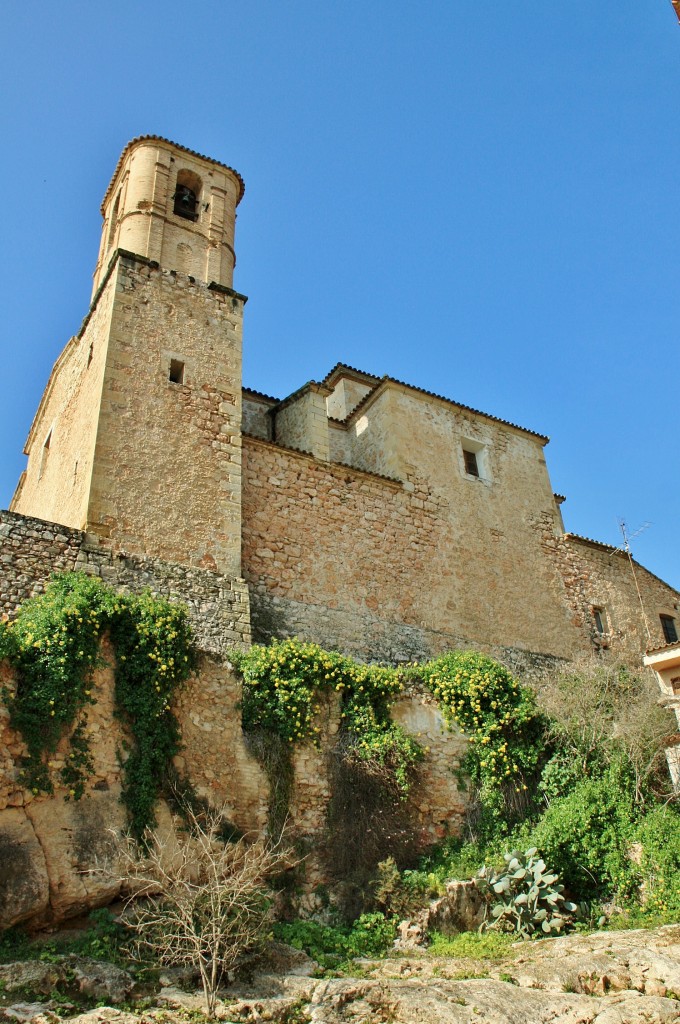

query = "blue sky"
[1,2,678,588]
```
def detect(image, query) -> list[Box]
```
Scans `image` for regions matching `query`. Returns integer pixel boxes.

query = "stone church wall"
[242,435,568,677]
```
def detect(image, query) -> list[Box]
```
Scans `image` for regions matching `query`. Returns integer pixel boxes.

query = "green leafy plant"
[0,572,115,794]
[413,651,544,822]
[372,857,444,919]
[234,638,421,800]
[636,804,680,917]
[529,765,639,900]
[0,572,197,837]
[427,930,513,959]
[274,911,396,969]
[478,847,577,937]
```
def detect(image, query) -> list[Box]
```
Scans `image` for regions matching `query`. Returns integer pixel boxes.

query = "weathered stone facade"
[9,135,679,674]
[2,136,680,927]
[0,511,250,656]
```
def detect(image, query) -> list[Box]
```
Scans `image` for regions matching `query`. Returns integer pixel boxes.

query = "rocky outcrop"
[2,927,680,1023]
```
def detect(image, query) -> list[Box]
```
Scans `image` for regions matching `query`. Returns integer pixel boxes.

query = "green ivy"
[0,573,196,838]
[413,650,543,808]
[233,640,540,808]
[233,638,421,798]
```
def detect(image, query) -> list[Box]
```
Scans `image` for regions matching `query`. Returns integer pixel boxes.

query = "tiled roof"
[564,533,620,554]
[322,362,380,386]
[242,386,279,404]
[646,639,680,656]
[101,135,245,214]
[327,370,549,442]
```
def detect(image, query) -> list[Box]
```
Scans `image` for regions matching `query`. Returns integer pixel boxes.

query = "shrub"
[274,912,396,968]
[636,804,680,916]
[0,572,196,837]
[529,767,639,900]
[414,651,545,827]
[535,659,674,803]
[372,857,444,919]
[118,804,288,1017]
[234,638,421,800]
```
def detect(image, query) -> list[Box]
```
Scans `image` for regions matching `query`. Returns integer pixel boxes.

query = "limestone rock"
[395,878,485,950]
[425,879,486,935]
[0,962,63,995]
[67,958,134,1004]
[2,1002,57,1022]
[24,789,127,927]
[0,809,50,929]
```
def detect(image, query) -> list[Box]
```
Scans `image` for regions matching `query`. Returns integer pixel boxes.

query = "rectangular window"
[463,449,479,477]
[660,615,679,644]
[593,607,608,634]
[169,359,185,385]
[38,429,52,480]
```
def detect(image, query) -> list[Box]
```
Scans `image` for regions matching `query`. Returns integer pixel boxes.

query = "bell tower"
[92,136,244,295]
[13,137,247,578]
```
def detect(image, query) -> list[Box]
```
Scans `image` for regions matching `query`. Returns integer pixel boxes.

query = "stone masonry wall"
[11,266,116,530]
[13,254,246,579]
[0,510,251,655]
[85,256,245,577]
[544,532,680,663]
[241,436,567,679]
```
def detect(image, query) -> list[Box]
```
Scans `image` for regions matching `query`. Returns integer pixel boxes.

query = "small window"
[661,615,679,644]
[671,676,680,696]
[169,359,185,385]
[593,607,608,635]
[38,429,52,480]
[108,192,121,247]
[463,449,479,477]
[173,185,198,221]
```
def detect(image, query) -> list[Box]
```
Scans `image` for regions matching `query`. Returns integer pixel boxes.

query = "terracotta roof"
[564,533,620,554]
[242,386,279,404]
[645,638,680,657]
[330,372,549,442]
[322,362,381,386]
[268,381,332,416]
[101,135,245,215]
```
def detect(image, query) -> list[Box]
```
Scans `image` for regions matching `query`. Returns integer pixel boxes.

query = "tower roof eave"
[100,135,245,215]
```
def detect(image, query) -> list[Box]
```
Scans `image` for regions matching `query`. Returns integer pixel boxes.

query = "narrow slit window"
[169,359,185,385]
[108,192,121,247]
[463,448,479,477]
[661,615,679,644]
[593,607,607,634]
[39,429,52,480]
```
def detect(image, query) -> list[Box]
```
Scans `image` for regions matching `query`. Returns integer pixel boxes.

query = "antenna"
[618,519,653,643]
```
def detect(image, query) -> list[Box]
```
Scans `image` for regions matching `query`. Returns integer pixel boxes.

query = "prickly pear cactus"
[477,848,577,938]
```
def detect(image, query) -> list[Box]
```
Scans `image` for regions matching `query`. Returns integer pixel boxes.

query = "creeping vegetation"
[0,572,196,837]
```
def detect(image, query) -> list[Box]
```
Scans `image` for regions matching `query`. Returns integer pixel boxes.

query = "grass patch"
[427,930,514,960]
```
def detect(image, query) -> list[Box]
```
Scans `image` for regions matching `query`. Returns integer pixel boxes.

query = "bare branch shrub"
[115,806,290,1017]
[535,656,675,801]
